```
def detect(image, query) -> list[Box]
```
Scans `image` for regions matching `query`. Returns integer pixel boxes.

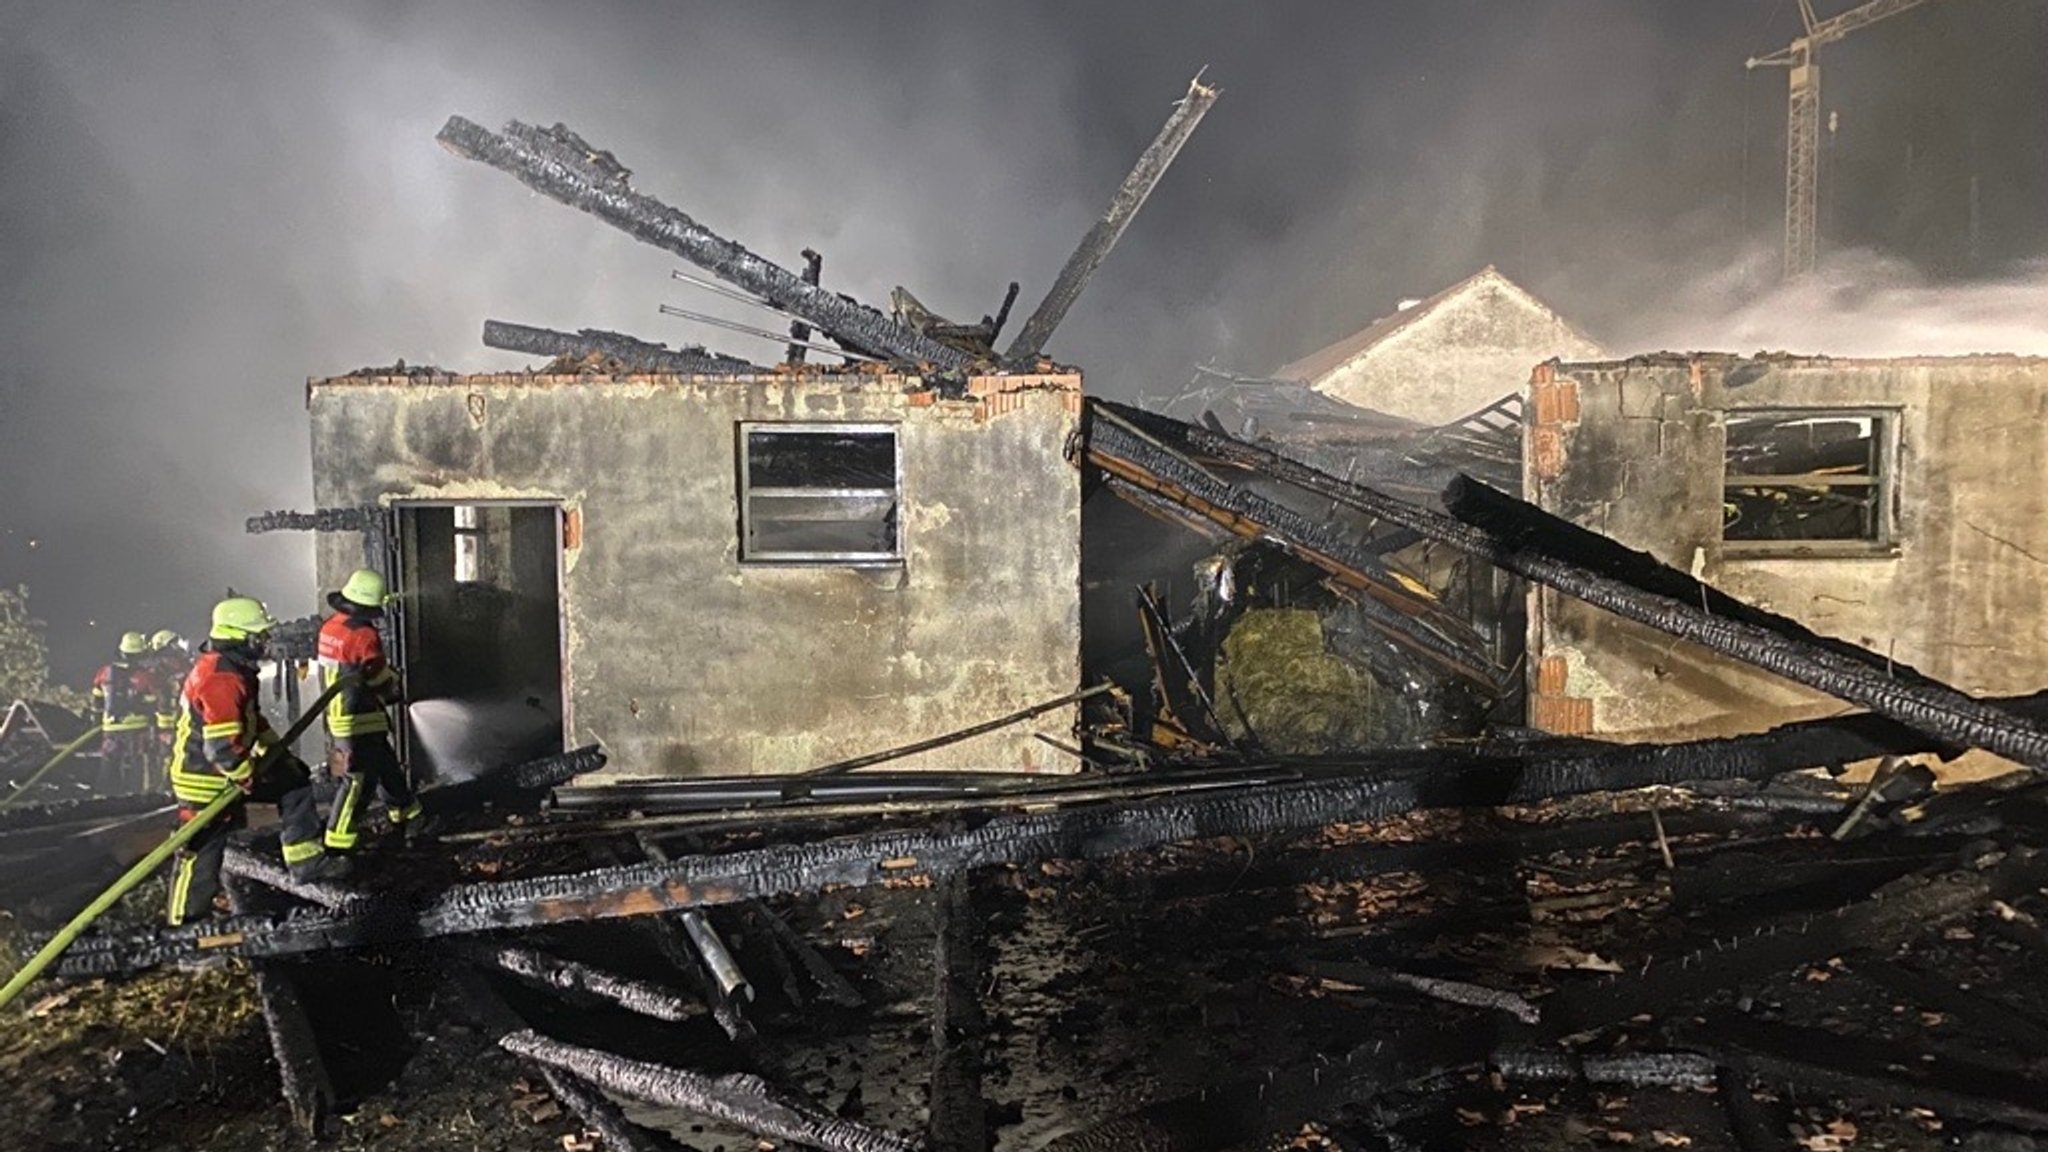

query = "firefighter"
[318,568,425,855]
[166,596,341,927]
[144,629,189,786]
[89,632,156,793]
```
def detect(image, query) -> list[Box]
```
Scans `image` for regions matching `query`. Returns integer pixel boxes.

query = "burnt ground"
[4,787,2048,1152]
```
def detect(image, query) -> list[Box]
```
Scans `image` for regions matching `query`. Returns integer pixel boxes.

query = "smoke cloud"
[0,0,2042,681]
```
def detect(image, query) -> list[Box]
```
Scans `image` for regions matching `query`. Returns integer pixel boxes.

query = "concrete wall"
[1312,279,1605,426]
[309,371,1084,779]
[1526,354,2048,745]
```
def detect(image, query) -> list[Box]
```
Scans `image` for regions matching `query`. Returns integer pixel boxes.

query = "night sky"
[3,0,2045,680]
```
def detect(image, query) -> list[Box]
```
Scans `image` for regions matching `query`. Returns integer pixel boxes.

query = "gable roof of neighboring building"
[1275,265,1600,385]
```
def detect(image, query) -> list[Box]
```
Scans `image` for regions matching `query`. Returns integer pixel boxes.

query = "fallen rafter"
[501,1030,920,1152]
[1096,399,2048,769]
[1002,74,1219,366]
[482,318,762,374]
[437,117,974,371]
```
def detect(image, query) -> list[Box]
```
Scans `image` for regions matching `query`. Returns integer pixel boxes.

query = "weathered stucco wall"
[1527,354,2048,744]
[1313,280,1605,426]
[309,372,1083,779]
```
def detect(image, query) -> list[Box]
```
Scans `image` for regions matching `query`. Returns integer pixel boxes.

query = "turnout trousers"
[166,756,323,927]
[101,730,154,794]
[323,731,421,853]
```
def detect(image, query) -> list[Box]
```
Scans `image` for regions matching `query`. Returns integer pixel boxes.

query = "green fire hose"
[0,673,356,1012]
[0,729,103,814]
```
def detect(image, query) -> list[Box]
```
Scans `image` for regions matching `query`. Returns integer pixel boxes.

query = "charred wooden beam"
[1087,410,1505,692]
[451,968,673,1152]
[425,744,607,815]
[750,899,861,1008]
[1690,1011,2048,1131]
[437,116,973,371]
[1538,864,2003,1039]
[483,319,761,374]
[1492,1049,1718,1090]
[1099,399,2048,769]
[785,249,823,366]
[245,506,379,535]
[53,731,1977,975]
[501,1030,920,1152]
[473,944,705,1023]
[592,837,754,1041]
[1003,74,1218,366]
[1299,960,1540,1025]
[927,873,988,1152]
[222,841,365,911]
[223,875,336,1139]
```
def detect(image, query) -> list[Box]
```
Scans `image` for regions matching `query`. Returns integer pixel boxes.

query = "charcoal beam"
[475,945,705,1023]
[1692,1012,2048,1131]
[245,506,379,535]
[1491,1049,1717,1089]
[1099,399,2048,769]
[223,875,336,1139]
[501,1030,921,1152]
[424,744,607,815]
[54,733,1996,975]
[451,969,672,1152]
[483,319,761,374]
[1086,411,1503,690]
[1003,75,1218,365]
[927,873,988,1152]
[437,117,973,371]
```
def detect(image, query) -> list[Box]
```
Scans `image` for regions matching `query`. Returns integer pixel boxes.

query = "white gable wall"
[1309,277,1605,425]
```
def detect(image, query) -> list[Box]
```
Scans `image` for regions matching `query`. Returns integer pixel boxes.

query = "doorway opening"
[389,502,566,784]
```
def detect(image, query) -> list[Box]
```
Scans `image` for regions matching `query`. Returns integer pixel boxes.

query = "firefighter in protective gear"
[90,632,157,793]
[143,629,189,785]
[166,597,341,926]
[318,568,424,853]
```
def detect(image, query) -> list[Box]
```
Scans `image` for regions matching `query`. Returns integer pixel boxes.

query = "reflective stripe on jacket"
[167,645,272,806]
[318,612,397,737]
[91,660,154,732]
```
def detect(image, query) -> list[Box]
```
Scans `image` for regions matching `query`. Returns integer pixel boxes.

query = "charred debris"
[9,74,2048,1152]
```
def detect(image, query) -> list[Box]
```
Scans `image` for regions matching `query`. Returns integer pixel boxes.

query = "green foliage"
[0,586,54,703]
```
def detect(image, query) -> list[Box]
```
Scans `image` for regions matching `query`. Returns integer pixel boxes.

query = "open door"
[390,502,566,784]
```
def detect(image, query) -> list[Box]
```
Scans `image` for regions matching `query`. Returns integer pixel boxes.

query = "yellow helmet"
[338,568,389,609]
[209,596,279,642]
[118,631,147,656]
[149,629,180,651]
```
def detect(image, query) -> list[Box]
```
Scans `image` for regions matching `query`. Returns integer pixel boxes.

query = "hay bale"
[1215,608,1380,754]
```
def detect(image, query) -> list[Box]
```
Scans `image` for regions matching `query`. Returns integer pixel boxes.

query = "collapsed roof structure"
[12,72,2048,1152]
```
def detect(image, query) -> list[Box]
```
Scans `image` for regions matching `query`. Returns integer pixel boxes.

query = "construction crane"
[1747,0,1951,277]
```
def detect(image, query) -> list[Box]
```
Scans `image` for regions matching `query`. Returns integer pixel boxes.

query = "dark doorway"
[390,503,566,784]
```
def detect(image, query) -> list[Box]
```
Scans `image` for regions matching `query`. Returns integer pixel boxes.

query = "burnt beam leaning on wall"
[436,116,975,372]
[1097,399,2048,770]
[482,319,762,375]
[1085,406,1506,693]
[1002,73,1219,367]
[49,720,1960,976]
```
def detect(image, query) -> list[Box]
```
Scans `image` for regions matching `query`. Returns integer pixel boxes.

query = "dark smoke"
[1,0,2043,682]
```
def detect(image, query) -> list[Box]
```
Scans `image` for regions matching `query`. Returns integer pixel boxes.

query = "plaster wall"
[308,372,1083,779]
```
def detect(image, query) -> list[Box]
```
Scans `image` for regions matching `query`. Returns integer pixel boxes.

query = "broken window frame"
[737,423,904,566]
[1721,407,1899,558]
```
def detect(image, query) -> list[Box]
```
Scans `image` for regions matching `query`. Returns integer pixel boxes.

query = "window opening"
[739,424,901,564]
[1723,409,1892,551]
[453,505,482,582]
